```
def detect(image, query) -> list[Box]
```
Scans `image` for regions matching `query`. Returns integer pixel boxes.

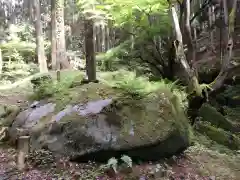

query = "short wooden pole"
[17,136,30,171]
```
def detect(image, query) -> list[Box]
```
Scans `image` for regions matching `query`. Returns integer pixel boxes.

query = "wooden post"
[17,136,30,171]
[56,70,60,82]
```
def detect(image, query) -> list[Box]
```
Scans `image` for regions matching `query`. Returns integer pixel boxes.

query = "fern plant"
[100,155,133,174]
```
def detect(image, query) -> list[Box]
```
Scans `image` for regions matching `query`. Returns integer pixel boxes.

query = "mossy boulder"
[199,104,240,133]
[195,121,240,150]
[8,83,192,162]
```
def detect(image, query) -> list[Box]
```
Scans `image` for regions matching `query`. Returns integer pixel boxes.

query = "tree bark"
[84,19,97,81]
[33,0,48,73]
[184,0,196,65]
[0,49,2,76]
[105,26,110,51]
[210,0,238,91]
[169,3,201,95]
[51,0,57,70]
[56,0,70,69]
[208,5,214,49]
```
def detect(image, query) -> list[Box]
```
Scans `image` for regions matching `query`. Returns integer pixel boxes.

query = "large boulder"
[8,83,192,162]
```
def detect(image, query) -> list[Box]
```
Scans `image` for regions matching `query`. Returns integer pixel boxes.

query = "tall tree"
[84,18,97,82]
[168,0,239,123]
[33,0,48,73]
[51,0,57,70]
[0,48,2,76]
[55,0,70,69]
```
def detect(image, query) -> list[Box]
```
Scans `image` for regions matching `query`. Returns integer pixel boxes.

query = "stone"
[195,121,240,150]
[199,104,240,133]
[8,85,192,162]
[0,105,6,118]
[8,103,56,141]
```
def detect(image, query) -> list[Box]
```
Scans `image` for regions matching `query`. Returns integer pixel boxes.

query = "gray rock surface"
[8,94,191,162]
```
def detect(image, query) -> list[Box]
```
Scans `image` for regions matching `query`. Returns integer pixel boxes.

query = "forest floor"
[0,74,239,180]
[0,137,239,180]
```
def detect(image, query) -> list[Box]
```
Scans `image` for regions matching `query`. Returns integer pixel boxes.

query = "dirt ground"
[0,143,239,180]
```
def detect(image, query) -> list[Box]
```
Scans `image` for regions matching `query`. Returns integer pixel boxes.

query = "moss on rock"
[196,121,240,150]
[18,79,193,161]
[199,104,239,133]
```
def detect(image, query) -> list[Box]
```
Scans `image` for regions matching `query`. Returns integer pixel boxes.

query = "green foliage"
[223,85,240,99]
[0,24,36,55]
[30,73,84,100]
[0,23,51,84]
[120,155,133,168]
[107,157,118,173]
[97,41,130,71]
[100,155,133,173]
[99,70,188,108]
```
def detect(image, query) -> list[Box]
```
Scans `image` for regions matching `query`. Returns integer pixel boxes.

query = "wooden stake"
[57,70,60,82]
[17,136,30,171]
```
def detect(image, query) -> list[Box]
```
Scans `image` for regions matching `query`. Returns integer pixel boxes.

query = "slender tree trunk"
[0,49,2,76]
[212,0,238,90]
[184,0,196,65]
[33,0,48,73]
[102,25,106,52]
[105,26,110,51]
[51,0,57,70]
[97,26,101,52]
[56,0,69,69]
[99,25,104,52]
[84,19,97,81]
[169,1,202,96]
[208,5,214,49]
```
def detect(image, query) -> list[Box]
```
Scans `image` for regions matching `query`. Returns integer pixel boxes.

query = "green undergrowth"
[193,131,237,154]
[28,71,84,101]
[29,70,188,112]
[225,106,240,123]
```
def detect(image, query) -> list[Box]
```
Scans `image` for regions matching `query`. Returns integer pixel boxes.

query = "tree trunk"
[184,0,196,65]
[169,3,201,95]
[33,0,48,73]
[100,25,104,52]
[168,0,238,124]
[51,0,57,70]
[84,19,97,82]
[208,5,214,49]
[0,49,2,76]
[56,0,69,69]
[105,26,110,51]
[211,0,238,91]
